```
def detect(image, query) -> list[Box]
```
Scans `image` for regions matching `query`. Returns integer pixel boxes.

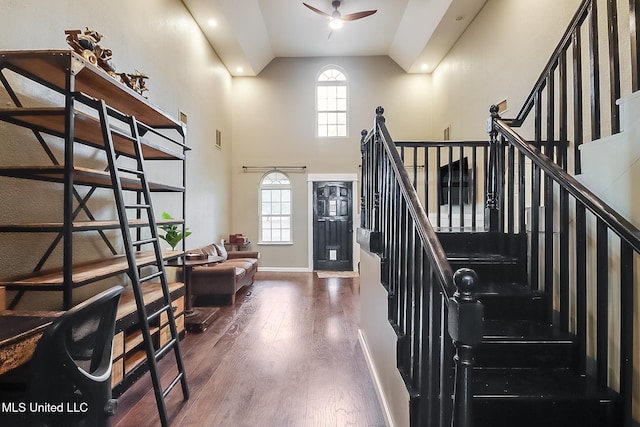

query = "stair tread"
[447,252,519,263]
[474,281,538,296]
[472,369,619,400]
[482,320,574,341]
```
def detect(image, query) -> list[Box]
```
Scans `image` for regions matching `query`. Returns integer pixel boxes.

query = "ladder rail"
[127,108,190,400]
[96,99,189,427]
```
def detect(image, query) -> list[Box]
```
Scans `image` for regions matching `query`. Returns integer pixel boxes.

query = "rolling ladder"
[88,95,189,427]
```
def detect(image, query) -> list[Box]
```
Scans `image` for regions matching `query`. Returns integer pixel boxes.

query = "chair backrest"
[27,285,123,427]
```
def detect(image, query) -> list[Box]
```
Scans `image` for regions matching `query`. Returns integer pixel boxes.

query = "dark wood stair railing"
[362,106,627,426]
[486,110,640,426]
[359,107,483,427]
[502,0,640,176]
[481,1,640,424]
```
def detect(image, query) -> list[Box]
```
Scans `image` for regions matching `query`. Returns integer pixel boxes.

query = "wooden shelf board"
[124,349,147,374]
[0,166,184,192]
[0,252,184,288]
[0,218,183,232]
[116,281,184,320]
[0,50,182,129]
[124,329,144,353]
[0,107,183,160]
[123,326,159,353]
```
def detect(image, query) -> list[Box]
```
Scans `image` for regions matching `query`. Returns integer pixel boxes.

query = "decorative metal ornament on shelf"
[65,27,149,97]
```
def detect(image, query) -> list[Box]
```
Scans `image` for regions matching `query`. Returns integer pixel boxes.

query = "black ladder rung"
[147,302,172,323]
[155,337,178,360]
[162,372,184,399]
[110,127,137,142]
[132,237,158,247]
[140,271,164,284]
[125,203,151,210]
[118,166,145,176]
[102,102,133,123]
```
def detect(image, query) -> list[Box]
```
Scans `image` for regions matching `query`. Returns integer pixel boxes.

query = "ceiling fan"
[303,1,377,30]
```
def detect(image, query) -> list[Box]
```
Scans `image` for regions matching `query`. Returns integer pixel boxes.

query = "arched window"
[259,171,292,243]
[316,67,348,137]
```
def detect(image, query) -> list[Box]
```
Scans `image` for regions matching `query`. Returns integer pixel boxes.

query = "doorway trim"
[307,173,359,271]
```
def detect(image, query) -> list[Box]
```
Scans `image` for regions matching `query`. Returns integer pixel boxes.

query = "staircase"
[360,104,636,426]
[358,1,640,425]
[440,232,621,427]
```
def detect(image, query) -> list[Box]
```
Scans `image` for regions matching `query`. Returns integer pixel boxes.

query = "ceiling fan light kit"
[330,17,343,30]
[303,1,377,30]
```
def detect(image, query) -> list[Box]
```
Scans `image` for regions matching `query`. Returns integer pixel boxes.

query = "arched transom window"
[316,67,348,137]
[259,171,292,243]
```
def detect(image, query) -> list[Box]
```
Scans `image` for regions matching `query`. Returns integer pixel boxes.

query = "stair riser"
[449,261,526,285]
[437,232,526,256]
[479,295,546,321]
[476,342,576,369]
[473,399,621,427]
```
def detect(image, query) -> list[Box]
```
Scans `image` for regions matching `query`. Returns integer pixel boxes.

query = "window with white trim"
[316,67,348,137]
[259,171,292,243]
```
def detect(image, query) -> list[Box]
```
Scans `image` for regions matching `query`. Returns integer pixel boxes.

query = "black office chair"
[24,285,124,427]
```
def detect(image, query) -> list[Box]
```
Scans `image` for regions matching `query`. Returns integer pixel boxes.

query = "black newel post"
[448,268,483,427]
[373,106,385,232]
[485,105,501,232]
[360,128,369,229]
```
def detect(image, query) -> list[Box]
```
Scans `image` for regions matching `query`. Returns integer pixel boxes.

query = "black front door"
[313,181,353,271]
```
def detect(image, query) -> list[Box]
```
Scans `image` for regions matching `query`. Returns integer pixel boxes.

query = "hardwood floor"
[113,272,386,427]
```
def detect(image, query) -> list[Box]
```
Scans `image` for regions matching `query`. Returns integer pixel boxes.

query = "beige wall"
[359,249,410,427]
[231,56,432,270]
[0,0,231,308]
[228,0,582,271]
[429,0,581,141]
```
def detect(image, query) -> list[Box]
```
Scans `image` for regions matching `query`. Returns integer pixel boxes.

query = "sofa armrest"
[227,251,260,260]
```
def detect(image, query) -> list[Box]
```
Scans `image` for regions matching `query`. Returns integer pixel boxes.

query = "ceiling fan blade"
[342,10,377,21]
[303,2,332,18]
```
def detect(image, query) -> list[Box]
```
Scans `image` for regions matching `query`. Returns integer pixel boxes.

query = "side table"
[224,241,251,252]
[166,255,223,332]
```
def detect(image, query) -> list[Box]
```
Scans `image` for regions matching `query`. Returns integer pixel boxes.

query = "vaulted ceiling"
[182,0,487,76]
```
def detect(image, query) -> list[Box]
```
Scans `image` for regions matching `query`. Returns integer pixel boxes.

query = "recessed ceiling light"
[236,67,244,74]
[421,64,429,71]
[208,19,218,27]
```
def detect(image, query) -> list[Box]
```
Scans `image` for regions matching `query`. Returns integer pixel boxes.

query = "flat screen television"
[439,157,469,205]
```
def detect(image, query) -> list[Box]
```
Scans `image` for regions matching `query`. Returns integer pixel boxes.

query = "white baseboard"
[257,266,312,272]
[358,329,393,427]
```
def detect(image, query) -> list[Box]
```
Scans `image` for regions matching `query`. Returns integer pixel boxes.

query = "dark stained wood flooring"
[113,272,386,427]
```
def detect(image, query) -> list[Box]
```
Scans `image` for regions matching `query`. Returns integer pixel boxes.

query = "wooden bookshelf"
[0,49,190,399]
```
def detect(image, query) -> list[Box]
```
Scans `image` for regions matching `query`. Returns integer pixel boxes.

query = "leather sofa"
[185,243,259,305]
